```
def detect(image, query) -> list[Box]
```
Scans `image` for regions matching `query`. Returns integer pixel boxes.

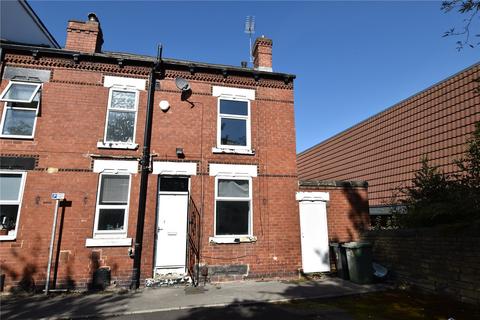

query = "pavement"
[0,277,388,320]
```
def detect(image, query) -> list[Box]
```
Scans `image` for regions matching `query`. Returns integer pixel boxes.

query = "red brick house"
[0,14,369,291]
[0,14,300,290]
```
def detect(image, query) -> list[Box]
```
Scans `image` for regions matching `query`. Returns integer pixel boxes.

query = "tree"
[453,122,480,209]
[399,122,480,227]
[399,157,455,227]
[441,0,480,50]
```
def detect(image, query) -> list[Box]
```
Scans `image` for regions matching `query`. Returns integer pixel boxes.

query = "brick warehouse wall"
[0,47,300,289]
[363,225,480,305]
[297,63,480,207]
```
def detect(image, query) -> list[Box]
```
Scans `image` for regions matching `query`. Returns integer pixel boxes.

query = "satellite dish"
[175,77,191,92]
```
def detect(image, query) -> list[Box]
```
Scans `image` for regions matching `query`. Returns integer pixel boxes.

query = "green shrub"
[399,122,480,227]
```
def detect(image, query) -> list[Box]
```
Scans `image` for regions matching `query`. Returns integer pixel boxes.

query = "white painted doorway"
[155,177,189,276]
[297,192,330,273]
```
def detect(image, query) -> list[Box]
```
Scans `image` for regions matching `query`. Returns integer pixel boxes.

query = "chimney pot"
[253,36,272,72]
[88,13,99,22]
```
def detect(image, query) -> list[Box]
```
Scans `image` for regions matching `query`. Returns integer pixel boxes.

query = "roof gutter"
[0,42,296,82]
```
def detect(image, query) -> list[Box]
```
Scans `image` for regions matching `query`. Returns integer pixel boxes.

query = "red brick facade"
[298,63,480,209]
[0,21,303,289]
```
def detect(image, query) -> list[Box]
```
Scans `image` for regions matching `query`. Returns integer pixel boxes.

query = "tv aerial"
[245,16,255,64]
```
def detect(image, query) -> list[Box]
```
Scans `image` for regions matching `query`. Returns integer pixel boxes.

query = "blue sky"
[29,1,479,152]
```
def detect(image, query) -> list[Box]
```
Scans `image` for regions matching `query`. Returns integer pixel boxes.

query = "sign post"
[45,193,65,295]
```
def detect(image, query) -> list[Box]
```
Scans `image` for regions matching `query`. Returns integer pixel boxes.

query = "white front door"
[155,177,189,275]
[298,200,330,273]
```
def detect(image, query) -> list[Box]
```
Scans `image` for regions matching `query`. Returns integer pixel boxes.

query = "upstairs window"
[0,81,41,139]
[94,174,131,238]
[217,98,251,150]
[103,88,138,145]
[0,82,41,103]
[0,171,26,240]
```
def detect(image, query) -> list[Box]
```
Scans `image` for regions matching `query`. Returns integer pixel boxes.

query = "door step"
[145,273,192,287]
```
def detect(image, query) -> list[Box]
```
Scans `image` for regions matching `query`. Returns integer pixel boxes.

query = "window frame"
[216,96,251,151]
[102,86,139,146]
[0,81,41,139]
[0,171,27,241]
[213,176,253,237]
[0,81,42,103]
[93,172,131,239]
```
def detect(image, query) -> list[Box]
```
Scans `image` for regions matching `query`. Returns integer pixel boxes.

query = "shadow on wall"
[342,187,369,242]
[87,249,120,291]
[2,233,45,293]
[52,201,76,290]
[1,200,78,292]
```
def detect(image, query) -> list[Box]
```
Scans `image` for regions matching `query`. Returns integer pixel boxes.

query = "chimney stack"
[253,36,272,72]
[65,13,103,53]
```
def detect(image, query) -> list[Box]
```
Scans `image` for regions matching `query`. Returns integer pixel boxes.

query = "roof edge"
[299,179,368,188]
[21,0,60,49]
[0,42,296,81]
[298,60,480,156]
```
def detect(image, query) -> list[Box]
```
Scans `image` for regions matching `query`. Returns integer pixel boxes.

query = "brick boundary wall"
[363,224,480,305]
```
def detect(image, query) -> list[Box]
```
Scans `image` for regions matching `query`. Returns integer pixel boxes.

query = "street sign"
[51,193,65,200]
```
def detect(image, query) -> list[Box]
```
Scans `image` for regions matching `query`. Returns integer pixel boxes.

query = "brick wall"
[0,49,300,290]
[363,225,480,305]
[299,181,370,243]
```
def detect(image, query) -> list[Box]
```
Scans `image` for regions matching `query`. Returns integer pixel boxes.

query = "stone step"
[145,274,192,288]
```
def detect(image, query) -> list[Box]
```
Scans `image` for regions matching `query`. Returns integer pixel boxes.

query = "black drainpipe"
[130,47,162,290]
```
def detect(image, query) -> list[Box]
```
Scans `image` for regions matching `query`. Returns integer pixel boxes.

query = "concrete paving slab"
[0,277,387,320]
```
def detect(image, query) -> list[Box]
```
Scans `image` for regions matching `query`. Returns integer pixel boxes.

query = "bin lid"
[329,242,340,247]
[342,241,372,248]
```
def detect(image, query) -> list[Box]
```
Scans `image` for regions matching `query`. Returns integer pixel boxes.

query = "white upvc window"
[214,176,252,237]
[217,97,251,150]
[93,173,131,239]
[0,81,41,103]
[102,87,139,146]
[0,81,41,139]
[0,171,26,240]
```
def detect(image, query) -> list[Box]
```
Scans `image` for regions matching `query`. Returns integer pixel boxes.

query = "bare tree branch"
[441,0,480,50]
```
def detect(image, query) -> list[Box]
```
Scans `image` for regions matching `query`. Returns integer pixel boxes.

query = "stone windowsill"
[212,147,255,155]
[85,237,132,247]
[0,234,16,241]
[209,236,257,244]
[97,141,139,150]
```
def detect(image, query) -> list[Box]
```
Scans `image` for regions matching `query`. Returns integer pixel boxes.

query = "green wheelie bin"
[342,241,374,284]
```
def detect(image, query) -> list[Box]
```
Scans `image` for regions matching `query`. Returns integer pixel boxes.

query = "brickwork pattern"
[0,49,300,289]
[299,185,370,242]
[65,20,102,53]
[363,227,480,305]
[297,63,480,206]
[253,37,273,70]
